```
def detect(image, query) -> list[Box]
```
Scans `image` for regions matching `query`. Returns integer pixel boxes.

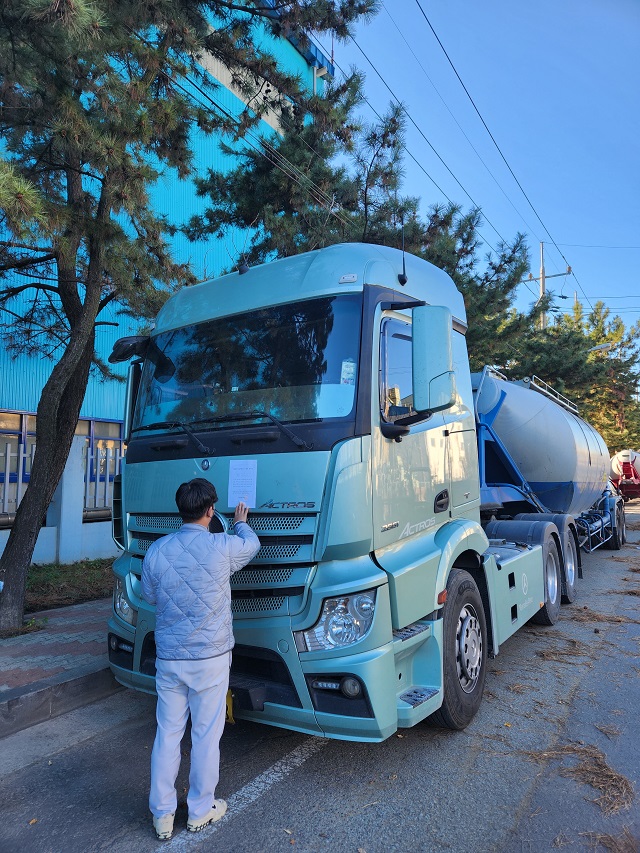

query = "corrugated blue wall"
[0,31,331,421]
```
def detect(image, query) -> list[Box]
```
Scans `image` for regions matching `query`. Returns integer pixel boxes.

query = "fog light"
[340,676,362,699]
[109,635,118,651]
[312,679,341,691]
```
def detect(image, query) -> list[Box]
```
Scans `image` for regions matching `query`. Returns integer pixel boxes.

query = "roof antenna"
[398,218,408,286]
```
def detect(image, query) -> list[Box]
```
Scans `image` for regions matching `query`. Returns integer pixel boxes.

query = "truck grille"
[231,596,286,614]
[128,511,317,618]
[131,513,309,533]
[234,567,295,585]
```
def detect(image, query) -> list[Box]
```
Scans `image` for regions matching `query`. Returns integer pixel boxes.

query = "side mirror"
[412,305,456,412]
[123,360,142,442]
[109,335,149,363]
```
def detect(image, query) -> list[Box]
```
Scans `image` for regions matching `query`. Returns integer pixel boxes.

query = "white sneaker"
[153,812,175,840]
[187,799,227,832]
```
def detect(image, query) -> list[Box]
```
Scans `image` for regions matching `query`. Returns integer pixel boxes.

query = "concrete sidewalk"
[0,598,123,739]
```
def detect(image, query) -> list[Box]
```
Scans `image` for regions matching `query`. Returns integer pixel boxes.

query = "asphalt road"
[2,508,639,853]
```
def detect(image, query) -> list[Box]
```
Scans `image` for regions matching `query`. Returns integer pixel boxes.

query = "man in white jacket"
[142,477,260,840]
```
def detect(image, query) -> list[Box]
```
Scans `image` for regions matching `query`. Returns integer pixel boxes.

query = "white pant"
[150,653,231,819]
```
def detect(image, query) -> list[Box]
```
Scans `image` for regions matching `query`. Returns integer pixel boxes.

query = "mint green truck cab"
[108,243,616,741]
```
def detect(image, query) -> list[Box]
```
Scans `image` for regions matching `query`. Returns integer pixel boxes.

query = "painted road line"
[165,737,328,850]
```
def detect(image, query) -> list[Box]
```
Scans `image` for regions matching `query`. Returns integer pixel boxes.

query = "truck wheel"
[561,532,578,604]
[532,538,561,625]
[606,504,624,551]
[430,569,487,731]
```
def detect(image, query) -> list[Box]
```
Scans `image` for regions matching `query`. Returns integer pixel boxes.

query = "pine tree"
[0,0,376,631]
[187,90,420,263]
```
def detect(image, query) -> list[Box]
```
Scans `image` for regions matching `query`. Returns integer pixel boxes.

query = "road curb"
[0,661,124,739]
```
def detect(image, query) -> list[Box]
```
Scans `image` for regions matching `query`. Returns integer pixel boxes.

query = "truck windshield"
[132,295,362,430]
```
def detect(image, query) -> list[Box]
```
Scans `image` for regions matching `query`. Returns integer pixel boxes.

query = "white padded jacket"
[141,521,260,661]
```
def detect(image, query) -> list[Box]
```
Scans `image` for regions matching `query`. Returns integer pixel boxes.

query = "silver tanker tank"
[472,370,609,515]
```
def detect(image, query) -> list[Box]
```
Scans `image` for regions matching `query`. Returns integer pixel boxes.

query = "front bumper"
[108,596,401,741]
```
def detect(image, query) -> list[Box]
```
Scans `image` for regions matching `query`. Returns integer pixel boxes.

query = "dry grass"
[609,556,640,565]
[580,827,639,852]
[508,683,530,694]
[595,724,621,739]
[25,558,113,612]
[569,605,640,626]
[523,743,634,815]
[535,636,593,664]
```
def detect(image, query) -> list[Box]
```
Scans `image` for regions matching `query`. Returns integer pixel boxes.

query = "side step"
[397,685,442,727]
[400,687,439,708]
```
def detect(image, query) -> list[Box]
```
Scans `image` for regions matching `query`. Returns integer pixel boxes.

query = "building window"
[0,412,123,516]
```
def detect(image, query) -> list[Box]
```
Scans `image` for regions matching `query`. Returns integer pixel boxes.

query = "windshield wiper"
[131,421,213,455]
[192,410,314,450]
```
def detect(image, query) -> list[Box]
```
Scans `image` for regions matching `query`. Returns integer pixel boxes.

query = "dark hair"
[175,478,218,522]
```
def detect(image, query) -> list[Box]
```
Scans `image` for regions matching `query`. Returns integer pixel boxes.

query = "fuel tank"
[473,372,609,515]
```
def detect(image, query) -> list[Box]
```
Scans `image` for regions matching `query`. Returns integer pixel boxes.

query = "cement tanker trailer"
[474,368,626,605]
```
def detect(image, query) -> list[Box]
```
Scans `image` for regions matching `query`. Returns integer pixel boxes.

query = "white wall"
[0,437,120,565]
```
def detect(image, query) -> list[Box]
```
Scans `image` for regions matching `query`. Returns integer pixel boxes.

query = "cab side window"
[380,317,417,422]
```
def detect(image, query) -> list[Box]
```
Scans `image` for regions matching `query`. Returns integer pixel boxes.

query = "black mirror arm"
[380,422,410,442]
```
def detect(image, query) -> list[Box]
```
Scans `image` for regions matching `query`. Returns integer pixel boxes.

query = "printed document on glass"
[228,459,257,508]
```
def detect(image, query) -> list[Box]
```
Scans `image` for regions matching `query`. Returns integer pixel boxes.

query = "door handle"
[434,489,449,513]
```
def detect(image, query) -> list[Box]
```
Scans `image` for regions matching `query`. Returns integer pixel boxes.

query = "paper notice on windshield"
[228,459,257,508]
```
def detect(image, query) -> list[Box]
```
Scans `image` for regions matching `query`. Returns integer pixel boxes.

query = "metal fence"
[0,442,122,522]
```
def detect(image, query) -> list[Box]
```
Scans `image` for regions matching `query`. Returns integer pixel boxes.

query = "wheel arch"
[433,520,489,610]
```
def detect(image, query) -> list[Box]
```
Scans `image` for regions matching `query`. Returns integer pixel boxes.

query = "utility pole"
[539,242,546,330]
[521,242,572,330]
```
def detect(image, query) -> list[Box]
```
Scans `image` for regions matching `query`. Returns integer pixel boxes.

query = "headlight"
[114,578,137,626]
[295,589,377,652]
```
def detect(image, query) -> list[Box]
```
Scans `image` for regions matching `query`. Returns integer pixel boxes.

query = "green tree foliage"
[416,204,542,372]
[187,86,418,263]
[493,298,640,452]
[0,0,376,630]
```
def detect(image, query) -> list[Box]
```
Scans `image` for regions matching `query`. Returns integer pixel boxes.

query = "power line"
[412,0,594,312]
[310,43,460,215]
[557,243,640,250]
[124,25,355,231]
[311,38,501,255]
[381,2,544,246]
[163,72,353,227]
[347,33,509,246]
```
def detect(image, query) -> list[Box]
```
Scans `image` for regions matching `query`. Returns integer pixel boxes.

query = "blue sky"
[315,0,640,333]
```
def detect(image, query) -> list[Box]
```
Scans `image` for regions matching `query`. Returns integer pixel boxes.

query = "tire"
[605,503,624,551]
[531,537,562,625]
[430,569,487,731]
[560,531,578,604]
[513,514,582,595]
